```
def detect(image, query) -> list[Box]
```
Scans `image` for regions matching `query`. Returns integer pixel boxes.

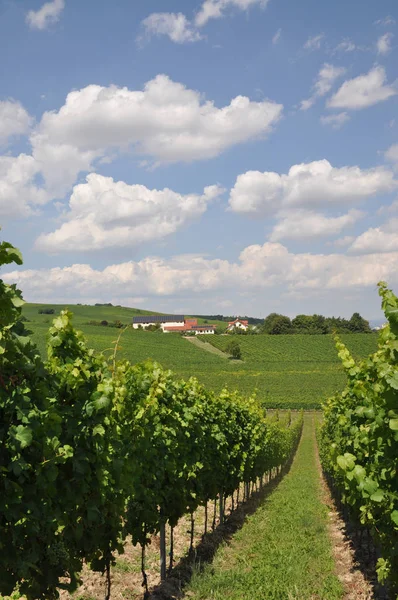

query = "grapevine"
[319,282,398,595]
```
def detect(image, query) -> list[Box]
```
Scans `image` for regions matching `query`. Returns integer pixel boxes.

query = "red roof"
[228,319,249,326]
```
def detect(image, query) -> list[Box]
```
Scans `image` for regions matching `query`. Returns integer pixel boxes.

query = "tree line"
[260,312,371,335]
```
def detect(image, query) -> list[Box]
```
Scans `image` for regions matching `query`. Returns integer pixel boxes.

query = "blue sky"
[1,0,398,320]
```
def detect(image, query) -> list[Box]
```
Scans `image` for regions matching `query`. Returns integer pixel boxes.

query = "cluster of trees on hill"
[261,312,371,335]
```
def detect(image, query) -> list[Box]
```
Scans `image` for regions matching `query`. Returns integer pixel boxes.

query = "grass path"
[184,337,244,363]
[186,416,343,600]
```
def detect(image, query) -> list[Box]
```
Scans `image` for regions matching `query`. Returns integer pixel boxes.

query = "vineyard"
[24,306,378,409]
[2,237,397,599]
[0,240,302,599]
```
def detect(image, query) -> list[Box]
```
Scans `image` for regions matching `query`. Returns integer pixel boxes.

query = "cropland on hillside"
[23,303,378,409]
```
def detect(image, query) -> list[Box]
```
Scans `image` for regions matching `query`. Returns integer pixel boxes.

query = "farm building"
[227,318,249,331]
[132,315,184,330]
[132,315,215,334]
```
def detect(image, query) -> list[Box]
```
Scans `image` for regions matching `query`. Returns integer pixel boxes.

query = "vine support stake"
[160,513,167,581]
[190,512,195,553]
[212,497,217,530]
[104,557,111,600]
[168,526,174,574]
[204,502,208,535]
[219,490,224,525]
[141,542,148,595]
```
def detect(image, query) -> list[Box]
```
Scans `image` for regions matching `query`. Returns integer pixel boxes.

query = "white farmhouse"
[226,318,249,332]
[132,315,185,330]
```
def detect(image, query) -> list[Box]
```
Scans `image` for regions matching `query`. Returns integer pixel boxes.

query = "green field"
[22,303,379,409]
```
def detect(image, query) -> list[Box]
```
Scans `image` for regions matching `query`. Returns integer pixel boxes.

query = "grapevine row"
[0,239,302,600]
[319,282,398,595]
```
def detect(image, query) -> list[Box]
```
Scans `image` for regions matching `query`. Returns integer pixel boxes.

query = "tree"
[348,312,371,333]
[226,340,242,359]
[262,313,292,335]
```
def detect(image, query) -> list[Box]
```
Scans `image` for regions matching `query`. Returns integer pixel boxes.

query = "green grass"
[22,303,379,409]
[186,416,343,600]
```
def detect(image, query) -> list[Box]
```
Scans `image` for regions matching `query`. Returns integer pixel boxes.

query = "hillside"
[22,303,379,409]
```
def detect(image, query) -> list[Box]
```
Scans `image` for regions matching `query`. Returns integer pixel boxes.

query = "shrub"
[226,340,242,360]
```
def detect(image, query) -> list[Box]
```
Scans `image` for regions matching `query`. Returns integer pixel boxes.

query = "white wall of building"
[227,321,248,331]
[133,320,184,330]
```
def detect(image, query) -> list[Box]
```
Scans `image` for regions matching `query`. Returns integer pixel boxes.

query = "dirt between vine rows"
[315,435,389,600]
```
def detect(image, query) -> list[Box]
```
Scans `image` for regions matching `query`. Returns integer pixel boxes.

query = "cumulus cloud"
[320,112,350,128]
[331,235,355,248]
[140,13,202,44]
[303,34,324,51]
[26,0,65,30]
[30,74,282,194]
[4,242,398,304]
[269,209,363,241]
[300,63,346,111]
[349,219,398,254]
[0,100,32,144]
[328,66,397,110]
[0,154,49,218]
[376,32,394,55]
[35,174,224,252]
[229,159,396,215]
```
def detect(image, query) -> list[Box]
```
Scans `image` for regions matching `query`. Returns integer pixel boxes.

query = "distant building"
[132,315,215,334]
[226,318,249,332]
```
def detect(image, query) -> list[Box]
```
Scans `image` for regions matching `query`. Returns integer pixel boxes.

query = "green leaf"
[370,489,384,503]
[15,425,33,449]
[389,418,398,431]
[93,424,105,437]
[391,510,398,526]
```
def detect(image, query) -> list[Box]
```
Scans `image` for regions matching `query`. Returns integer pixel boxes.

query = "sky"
[0,0,398,321]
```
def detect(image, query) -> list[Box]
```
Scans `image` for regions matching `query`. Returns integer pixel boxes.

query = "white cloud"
[229,160,396,215]
[141,13,202,44]
[0,154,49,218]
[385,143,398,168]
[334,39,356,53]
[272,28,281,45]
[194,0,269,27]
[269,209,363,241]
[35,174,224,252]
[320,112,350,128]
[5,242,398,304]
[141,0,269,44]
[300,63,346,111]
[377,32,393,55]
[26,0,65,30]
[0,100,32,144]
[349,219,398,254]
[375,16,396,27]
[303,33,324,51]
[328,66,397,110]
[31,75,283,194]
[331,235,355,248]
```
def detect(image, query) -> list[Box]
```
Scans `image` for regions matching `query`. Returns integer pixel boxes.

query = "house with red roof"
[226,318,249,332]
